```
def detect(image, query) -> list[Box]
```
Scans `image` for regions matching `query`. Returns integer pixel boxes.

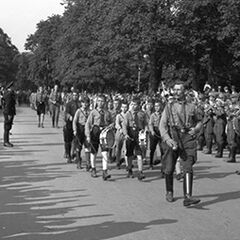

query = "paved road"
[0,107,240,240]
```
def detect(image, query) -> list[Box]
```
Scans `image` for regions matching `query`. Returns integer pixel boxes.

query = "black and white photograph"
[0,0,240,239]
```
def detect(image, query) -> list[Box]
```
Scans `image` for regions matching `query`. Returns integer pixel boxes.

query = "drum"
[138,129,148,147]
[100,127,115,149]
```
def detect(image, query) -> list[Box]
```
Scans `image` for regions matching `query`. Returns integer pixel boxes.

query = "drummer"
[115,100,129,169]
[72,96,91,170]
[85,94,113,180]
[122,97,148,180]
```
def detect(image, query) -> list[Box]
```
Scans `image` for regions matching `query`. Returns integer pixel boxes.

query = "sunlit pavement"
[0,107,240,240]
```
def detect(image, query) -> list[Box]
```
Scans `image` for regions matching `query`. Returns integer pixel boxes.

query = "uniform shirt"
[145,109,153,122]
[85,108,112,139]
[159,101,201,142]
[226,103,240,119]
[110,108,121,123]
[149,112,161,133]
[36,92,47,104]
[214,105,225,117]
[64,100,79,121]
[49,91,61,106]
[72,107,90,133]
[115,112,126,133]
[122,110,147,136]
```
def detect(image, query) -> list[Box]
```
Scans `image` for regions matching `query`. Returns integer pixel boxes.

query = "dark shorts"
[125,127,142,157]
[149,128,162,151]
[89,125,109,154]
[74,124,89,150]
[63,121,73,142]
[36,102,45,115]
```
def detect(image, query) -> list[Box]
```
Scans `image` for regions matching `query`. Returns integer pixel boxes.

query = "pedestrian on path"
[2,81,16,147]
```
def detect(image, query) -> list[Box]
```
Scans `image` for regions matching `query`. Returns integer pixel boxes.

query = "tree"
[0,28,19,87]
[25,15,63,87]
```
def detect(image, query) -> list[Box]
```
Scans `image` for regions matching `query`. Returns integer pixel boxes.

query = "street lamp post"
[137,54,149,92]
[137,65,141,92]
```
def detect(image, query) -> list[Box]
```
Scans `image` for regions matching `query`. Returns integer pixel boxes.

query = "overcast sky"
[0,0,64,52]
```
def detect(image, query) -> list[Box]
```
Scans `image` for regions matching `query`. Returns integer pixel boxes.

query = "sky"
[0,0,65,52]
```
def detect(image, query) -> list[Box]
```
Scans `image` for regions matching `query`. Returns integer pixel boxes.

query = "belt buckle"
[180,129,185,133]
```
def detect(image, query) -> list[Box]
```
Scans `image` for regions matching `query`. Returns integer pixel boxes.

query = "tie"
[181,102,186,126]
[100,110,105,126]
[134,112,138,128]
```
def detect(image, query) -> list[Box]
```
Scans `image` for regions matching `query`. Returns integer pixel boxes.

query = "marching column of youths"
[2,82,240,207]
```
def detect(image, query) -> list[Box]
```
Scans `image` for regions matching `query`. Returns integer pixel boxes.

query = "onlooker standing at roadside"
[2,81,16,147]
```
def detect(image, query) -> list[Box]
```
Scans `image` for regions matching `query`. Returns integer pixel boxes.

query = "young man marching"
[85,95,113,180]
[159,82,202,207]
[123,97,148,180]
[72,97,91,169]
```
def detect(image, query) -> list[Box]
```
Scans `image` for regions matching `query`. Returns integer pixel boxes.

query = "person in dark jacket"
[63,90,79,163]
[2,82,16,147]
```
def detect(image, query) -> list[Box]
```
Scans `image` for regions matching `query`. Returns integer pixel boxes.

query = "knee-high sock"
[90,153,96,168]
[137,155,143,171]
[175,157,181,175]
[102,151,108,170]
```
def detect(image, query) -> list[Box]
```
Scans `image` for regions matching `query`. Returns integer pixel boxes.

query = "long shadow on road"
[0,159,178,240]
[188,189,240,210]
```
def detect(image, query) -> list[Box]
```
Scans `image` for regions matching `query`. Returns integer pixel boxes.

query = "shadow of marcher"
[187,190,240,210]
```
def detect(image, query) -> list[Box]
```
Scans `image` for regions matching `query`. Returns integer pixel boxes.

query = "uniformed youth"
[35,86,47,128]
[115,100,128,169]
[149,100,163,169]
[72,97,91,169]
[122,97,148,180]
[85,95,113,180]
[49,84,62,128]
[63,91,79,163]
[226,93,240,163]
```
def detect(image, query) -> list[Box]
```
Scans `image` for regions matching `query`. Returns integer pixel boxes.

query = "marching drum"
[138,129,148,147]
[100,127,115,149]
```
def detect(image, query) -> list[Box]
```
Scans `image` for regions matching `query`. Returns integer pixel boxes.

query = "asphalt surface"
[0,106,240,240]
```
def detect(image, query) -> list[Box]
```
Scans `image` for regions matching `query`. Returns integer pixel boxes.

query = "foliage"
[0,28,19,87]
[6,0,240,92]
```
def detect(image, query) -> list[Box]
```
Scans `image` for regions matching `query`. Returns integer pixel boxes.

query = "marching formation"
[2,82,240,208]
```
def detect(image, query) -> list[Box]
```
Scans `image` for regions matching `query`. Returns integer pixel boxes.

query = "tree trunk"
[148,51,163,94]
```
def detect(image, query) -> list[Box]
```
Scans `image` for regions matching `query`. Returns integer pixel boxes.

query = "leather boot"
[91,168,97,178]
[197,136,204,151]
[76,151,82,169]
[65,142,72,163]
[102,170,111,181]
[183,173,200,207]
[165,174,174,202]
[137,171,145,181]
[227,147,236,163]
[215,144,223,158]
[85,152,91,171]
[204,141,212,154]
[127,168,134,178]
